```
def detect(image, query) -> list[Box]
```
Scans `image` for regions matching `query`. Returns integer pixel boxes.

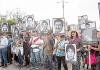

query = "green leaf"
[7,19,16,25]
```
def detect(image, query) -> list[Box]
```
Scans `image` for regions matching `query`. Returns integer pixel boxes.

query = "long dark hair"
[70,31,79,39]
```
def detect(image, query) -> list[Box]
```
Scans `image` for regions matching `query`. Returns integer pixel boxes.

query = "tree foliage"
[7,19,16,25]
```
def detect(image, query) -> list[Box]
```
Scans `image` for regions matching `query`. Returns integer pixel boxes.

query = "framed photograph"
[52,18,65,34]
[79,21,96,30]
[26,15,34,29]
[65,44,77,63]
[88,21,96,28]
[1,23,8,32]
[13,26,20,38]
[81,28,97,44]
[78,15,88,24]
[39,19,50,34]
[79,23,86,29]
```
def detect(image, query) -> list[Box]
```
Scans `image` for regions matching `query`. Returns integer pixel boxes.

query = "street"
[0,62,89,70]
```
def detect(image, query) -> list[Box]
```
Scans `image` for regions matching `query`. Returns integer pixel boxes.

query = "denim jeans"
[18,50,23,65]
[30,48,40,68]
[56,56,68,70]
[1,47,8,65]
[0,49,1,58]
[39,48,43,64]
[44,54,53,70]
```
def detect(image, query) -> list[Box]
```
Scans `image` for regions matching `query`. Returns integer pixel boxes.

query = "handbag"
[85,52,97,65]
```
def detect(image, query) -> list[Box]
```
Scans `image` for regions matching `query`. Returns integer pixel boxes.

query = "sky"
[0,0,100,30]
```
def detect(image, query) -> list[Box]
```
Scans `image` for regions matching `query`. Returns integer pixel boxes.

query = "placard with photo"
[78,15,88,24]
[39,19,50,34]
[81,28,97,44]
[26,15,34,30]
[79,21,96,30]
[65,44,77,63]
[52,18,65,34]
[12,26,20,38]
[1,23,8,32]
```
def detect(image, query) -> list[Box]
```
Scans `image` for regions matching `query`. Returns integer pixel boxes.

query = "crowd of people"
[0,29,100,70]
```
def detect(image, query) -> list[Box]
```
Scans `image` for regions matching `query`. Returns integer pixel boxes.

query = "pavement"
[0,57,90,70]
[0,62,89,70]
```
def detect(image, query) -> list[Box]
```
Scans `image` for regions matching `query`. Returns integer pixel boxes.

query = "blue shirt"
[56,40,65,56]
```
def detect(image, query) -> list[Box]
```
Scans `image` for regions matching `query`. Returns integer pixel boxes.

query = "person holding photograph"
[23,33,30,67]
[69,31,82,70]
[43,32,54,70]
[16,39,23,67]
[55,34,68,70]
[7,35,13,64]
[89,45,100,70]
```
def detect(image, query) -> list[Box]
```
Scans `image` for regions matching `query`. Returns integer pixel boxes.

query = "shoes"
[8,62,12,65]
[2,64,7,68]
[0,64,4,67]
[10,62,12,64]
[23,64,27,67]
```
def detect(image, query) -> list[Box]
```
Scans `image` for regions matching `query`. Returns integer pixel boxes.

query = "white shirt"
[0,36,8,48]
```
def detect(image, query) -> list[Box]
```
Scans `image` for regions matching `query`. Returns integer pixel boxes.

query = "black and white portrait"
[40,19,50,34]
[78,15,88,24]
[26,16,34,29]
[14,27,19,37]
[79,21,96,30]
[1,23,8,32]
[79,23,86,29]
[65,44,77,63]
[87,21,96,28]
[53,18,64,34]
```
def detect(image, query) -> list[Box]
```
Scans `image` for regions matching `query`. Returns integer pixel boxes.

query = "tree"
[7,19,16,25]
[0,20,2,23]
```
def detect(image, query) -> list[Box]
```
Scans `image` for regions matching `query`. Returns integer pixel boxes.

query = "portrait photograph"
[39,19,50,34]
[13,26,20,38]
[65,44,77,63]
[88,21,96,28]
[79,23,86,29]
[79,21,96,30]
[53,18,65,34]
[78,15,88,24]
[1,23,8,32]
[26,15,34,29]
